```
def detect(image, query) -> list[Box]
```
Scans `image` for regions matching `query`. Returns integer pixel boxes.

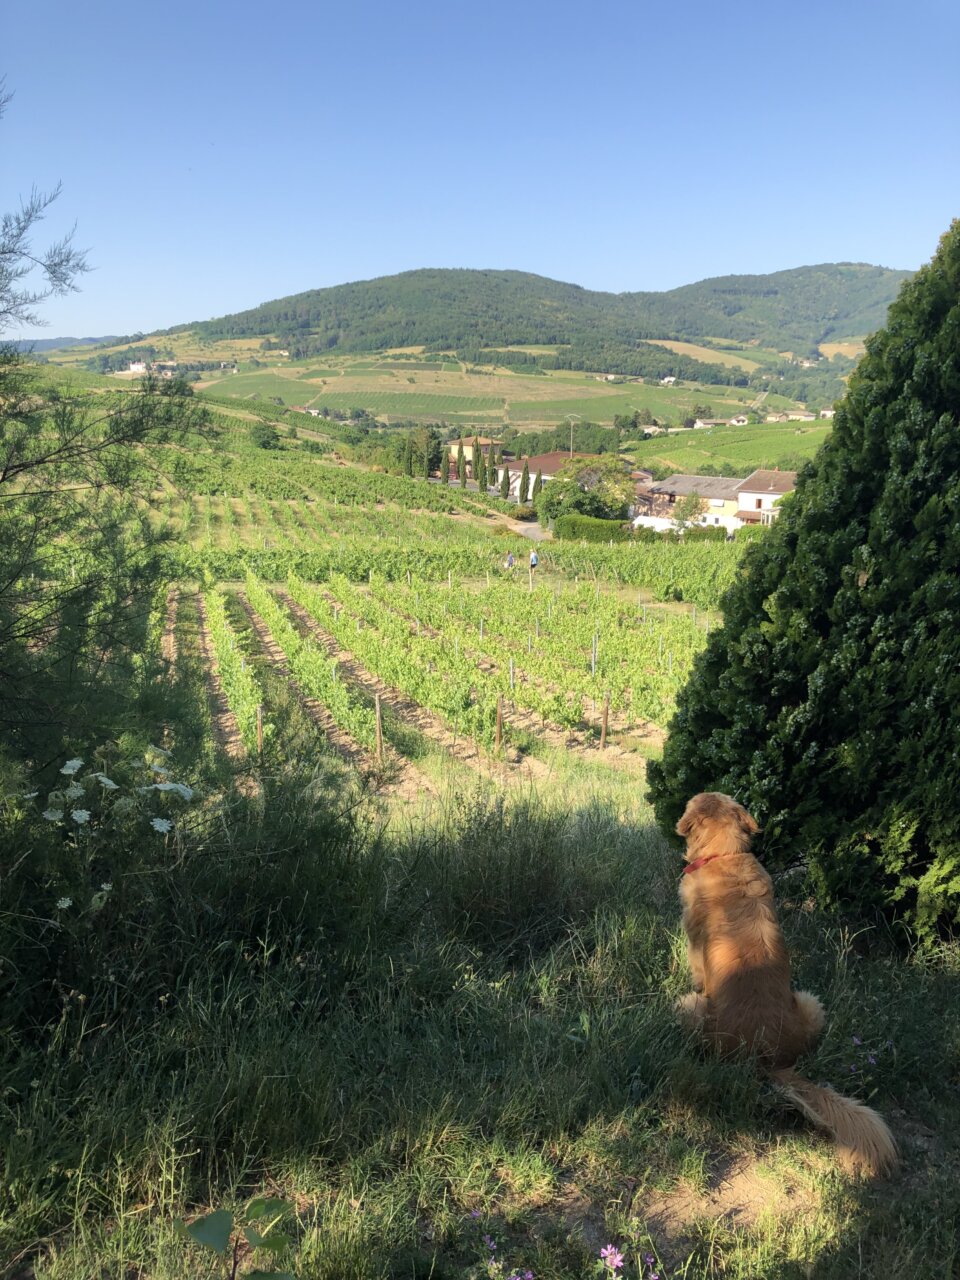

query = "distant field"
[625,422,830,474]
[644,339,761,371]
[197,360,815,428]
[487,344,572,354]
[50,332,270,366]
[39,330,816,430]
[820,339,866,359]
[505,386,755,424]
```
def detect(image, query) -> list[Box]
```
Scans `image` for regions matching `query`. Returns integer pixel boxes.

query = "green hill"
[184,263,911,368]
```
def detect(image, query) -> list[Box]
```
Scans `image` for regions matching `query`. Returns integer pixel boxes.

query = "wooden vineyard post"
[495,695,503,751]
[375,694,384,763]
[257,704,264,759]
[600,692,610,750]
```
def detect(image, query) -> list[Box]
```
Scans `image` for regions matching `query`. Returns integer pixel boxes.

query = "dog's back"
[681,848,817,1066]
[676,792,897,1175]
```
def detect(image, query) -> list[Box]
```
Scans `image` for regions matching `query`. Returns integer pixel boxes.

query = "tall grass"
[2,774,959,1278]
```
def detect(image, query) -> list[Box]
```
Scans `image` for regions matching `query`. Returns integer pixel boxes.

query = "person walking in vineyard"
[504,551,515,570]
[529,548,539,573]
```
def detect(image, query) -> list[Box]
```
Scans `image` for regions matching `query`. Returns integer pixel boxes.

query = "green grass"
[625,423,831,474]
[192,356,815,431]
[4,759,960,1279]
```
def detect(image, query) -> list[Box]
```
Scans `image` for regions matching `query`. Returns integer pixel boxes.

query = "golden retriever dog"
[676,791,897,1176]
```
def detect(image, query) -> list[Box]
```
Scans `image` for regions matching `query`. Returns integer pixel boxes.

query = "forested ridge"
[181,263,911,362]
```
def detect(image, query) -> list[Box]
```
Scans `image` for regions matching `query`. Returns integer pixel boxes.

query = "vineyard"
[10,340,959,1280]
[126,467,744,820]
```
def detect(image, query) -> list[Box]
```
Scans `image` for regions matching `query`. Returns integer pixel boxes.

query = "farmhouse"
[632,468,798,532]
[632,474,743,533]
[735,469,797,525]
[493,451,593,501]
[765,410,817,423]
[447,437,504,479]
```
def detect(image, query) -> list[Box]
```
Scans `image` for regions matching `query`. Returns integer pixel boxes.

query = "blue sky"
[7,0,959,337]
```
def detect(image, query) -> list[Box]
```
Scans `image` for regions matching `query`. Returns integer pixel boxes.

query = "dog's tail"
[769,1067,897,1177]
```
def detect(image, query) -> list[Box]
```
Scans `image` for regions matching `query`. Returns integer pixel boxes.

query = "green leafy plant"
[174,1197,295,1279]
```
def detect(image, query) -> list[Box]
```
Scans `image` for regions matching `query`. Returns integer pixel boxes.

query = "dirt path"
[161,588,178,669]
[276,589,554,787]
[236,593,437,806]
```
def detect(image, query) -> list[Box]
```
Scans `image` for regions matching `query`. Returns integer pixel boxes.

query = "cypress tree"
[647,221,960,936]
[441,448,450,484]
[476,450,487,490]
[499,463,511,500]
[518,460,530,505]
[471,437,480,482]
[457,442,467,488]
[531,470,543,503]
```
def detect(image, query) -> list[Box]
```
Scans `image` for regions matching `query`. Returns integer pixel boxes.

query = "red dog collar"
[683,853,724,875]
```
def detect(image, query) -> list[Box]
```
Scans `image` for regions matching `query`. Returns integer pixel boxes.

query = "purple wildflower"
[483,1234,496,1251]
[852,1035,862,1046]
[470,1209,482,1219]
[868,1053,877,1065]
[600,1244,625,1271]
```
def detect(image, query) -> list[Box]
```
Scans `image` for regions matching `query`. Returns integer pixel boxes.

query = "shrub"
[553,513,632,542]
[648,220,960,938]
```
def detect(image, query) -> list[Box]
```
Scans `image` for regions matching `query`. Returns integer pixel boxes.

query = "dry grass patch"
[645,339,761,371]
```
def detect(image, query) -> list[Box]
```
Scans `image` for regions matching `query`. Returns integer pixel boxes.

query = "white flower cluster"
[37,753,197,917]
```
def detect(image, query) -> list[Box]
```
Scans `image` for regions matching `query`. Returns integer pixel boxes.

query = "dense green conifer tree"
[518,460,530,505]
[647,221,960,935]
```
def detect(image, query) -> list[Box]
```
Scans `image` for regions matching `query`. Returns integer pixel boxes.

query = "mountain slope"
[186,264,911,358]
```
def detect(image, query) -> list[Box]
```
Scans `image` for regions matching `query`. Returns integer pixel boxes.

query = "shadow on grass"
[2,785,959,1278]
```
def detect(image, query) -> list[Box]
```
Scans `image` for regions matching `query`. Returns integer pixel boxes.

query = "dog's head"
[676,792,760,852]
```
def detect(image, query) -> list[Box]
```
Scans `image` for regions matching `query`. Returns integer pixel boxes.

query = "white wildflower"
[23,791,39,800]
[100,882,113,892]
[150,817,173,834]
[71,809,91,824]
[42,809,64,822]
[65,782,85,801]
[56,897,73,910]
[60,758,84,776]
[151,782,194,800]
[94,774,119,790]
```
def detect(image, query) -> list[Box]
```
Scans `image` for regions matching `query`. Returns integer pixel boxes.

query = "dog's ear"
[676,810,695,837]
[676,794,706,838]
